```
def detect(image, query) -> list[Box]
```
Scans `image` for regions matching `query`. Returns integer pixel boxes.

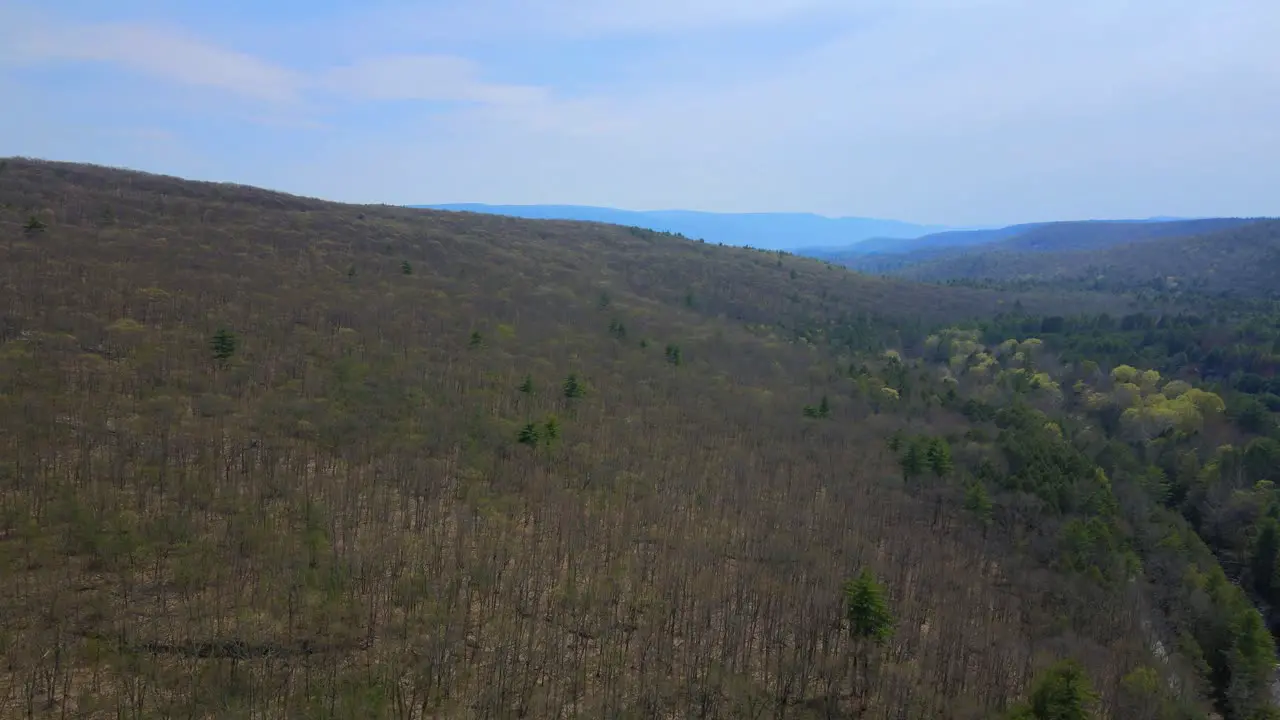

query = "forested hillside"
[829,220,1280,297]
[0,158,1276,719]
[417,204,948,251]
[839,217,1249,258]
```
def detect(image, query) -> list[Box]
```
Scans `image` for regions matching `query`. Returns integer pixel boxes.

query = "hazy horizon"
[3,1,1278,226]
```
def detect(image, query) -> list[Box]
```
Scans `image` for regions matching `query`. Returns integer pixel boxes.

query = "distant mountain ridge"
[806,217,1262,273]
[885,219,1280,297]
[412,203,954,251]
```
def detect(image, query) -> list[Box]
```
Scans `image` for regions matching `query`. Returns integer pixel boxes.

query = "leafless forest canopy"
[0,158,1270,719]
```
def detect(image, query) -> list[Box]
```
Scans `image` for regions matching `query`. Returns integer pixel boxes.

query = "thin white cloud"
[13,22,301,103]
[319,55,547,106]
[4,0,1279,224]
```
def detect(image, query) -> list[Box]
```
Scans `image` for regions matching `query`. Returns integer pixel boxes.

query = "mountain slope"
[889,219,1280,296]
[417,203,951,250]
[0,158,1233,719]
[817,217,1264,277]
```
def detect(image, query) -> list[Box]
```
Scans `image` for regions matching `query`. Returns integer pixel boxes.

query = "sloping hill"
[892,219,1280,297]
[838,222,1050,255]
[814,217,1259,275]
[0,158,1235,719]
[418,203,950,251]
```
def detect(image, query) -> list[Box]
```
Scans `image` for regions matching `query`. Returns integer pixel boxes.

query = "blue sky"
[1,0,1278,226]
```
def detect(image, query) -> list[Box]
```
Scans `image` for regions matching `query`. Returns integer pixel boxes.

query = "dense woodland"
[0,157,1277,719]
[824,220,1280,298]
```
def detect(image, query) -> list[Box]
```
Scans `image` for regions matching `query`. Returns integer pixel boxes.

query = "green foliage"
[401,260,413,275]
[803,395,831,419]
[23,215,46,234]
[1252,518,1280,601]
[926,438,953,478]
[1004,660,1098,720]
[562,373,585,400]
[842,569,893,644]
[469,330,484,348]
[518,374,535,395]
[210,327,237,364]
[517,422,540,447]
[665,343,682,366]
[963,481,993,528]
[608,318,627,339]
[900,441,925,481]
[543,415,560,446]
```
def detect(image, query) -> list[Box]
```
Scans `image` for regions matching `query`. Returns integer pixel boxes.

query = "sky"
[1,0,1278,226]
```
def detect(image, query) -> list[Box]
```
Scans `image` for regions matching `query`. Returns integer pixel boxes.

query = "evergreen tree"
[401,260,413,275]
[900,441,925,482]
[1226,608,1278,719]
[543,416,560,447]
[1252,517,1279,602]
[468,331,483,349]
[818,395,831,419]
[563,373,585,400]
[1005,660,1098,720]
[518,374,535,395]
[964,481,993,530]
[517,423,540,448]
[210,328,237,364]
[887,431,904,453]
[926,438,954,478]
[843,569,894,644]
[665,344,682,366]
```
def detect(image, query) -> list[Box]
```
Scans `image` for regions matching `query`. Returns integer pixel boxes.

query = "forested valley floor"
[1,158,1278,719]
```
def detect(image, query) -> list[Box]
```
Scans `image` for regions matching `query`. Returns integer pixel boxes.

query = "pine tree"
[468,331,483,349]
[401,260,413,275]
[843,569,894,643]
[517,423,540,448]
[563,374,584,400]
[1005,660,1098,720]
[665,344,682,366]
[518,374,535,395]
[210,328,237,364]
[887,432,904,453]
[1252,518,1279,602]
[900,442,925,481]
[818,395,831,419]
[964,481,993,530]
[543,416,560,447]
[926,438,953,478]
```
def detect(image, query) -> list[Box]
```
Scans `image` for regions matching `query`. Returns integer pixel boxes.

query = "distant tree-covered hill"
[879,219,1280,298]
[812,217,1256,265]
[416,203,952,251]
